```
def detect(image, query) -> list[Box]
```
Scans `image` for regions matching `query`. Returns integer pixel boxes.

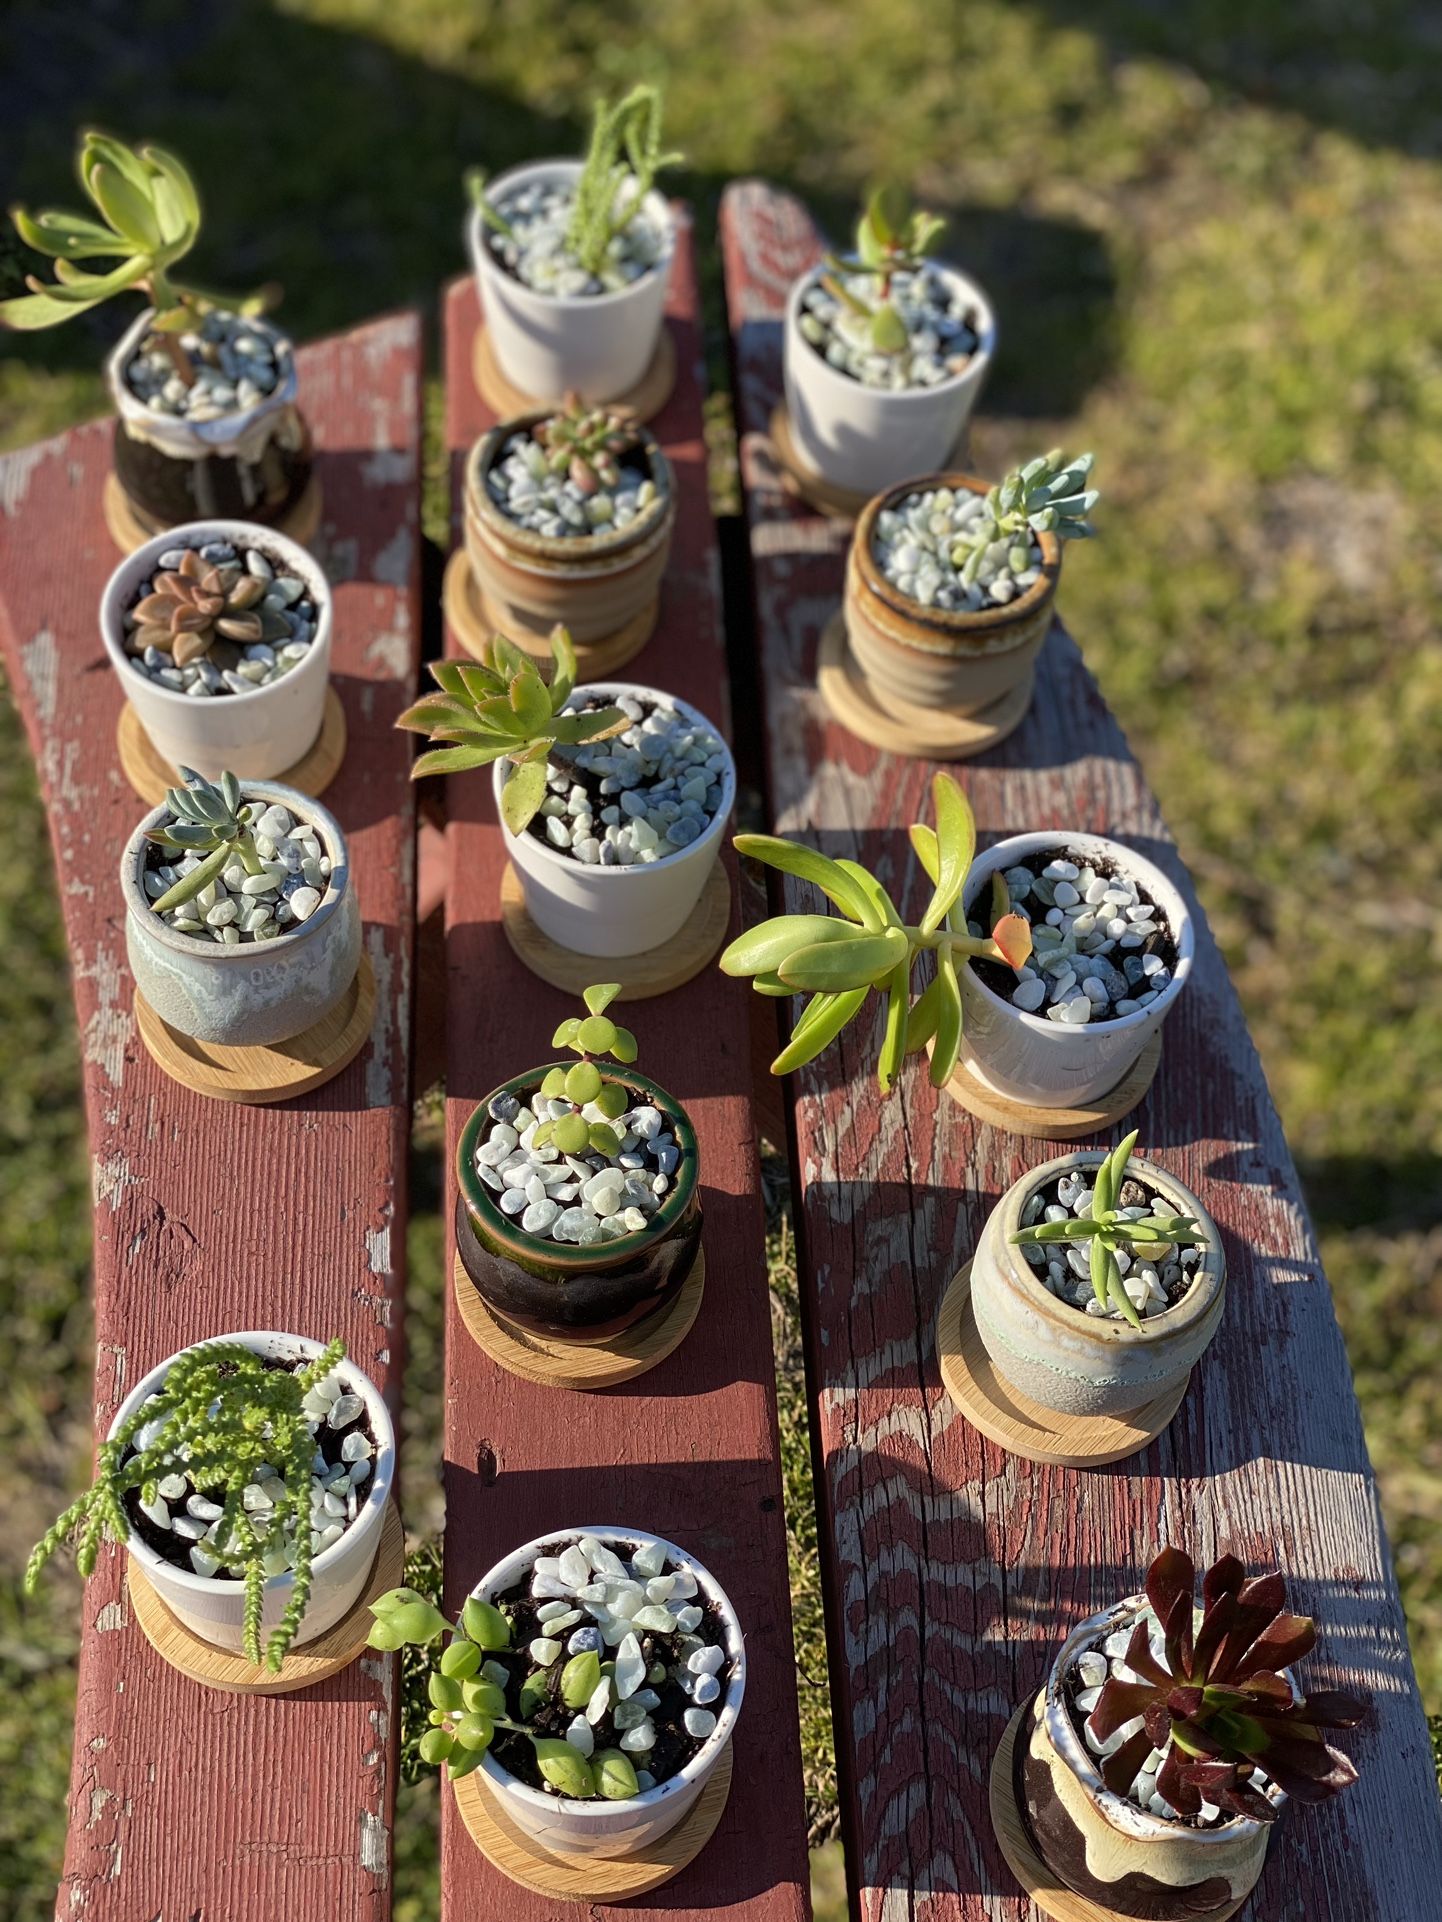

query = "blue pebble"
[568,1626,603,1655]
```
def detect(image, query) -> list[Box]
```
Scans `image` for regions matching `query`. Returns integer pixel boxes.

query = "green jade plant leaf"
[144,766,267,914]
[395,624,628,835]
[721,772,1033,1095]
[532,982,639,1159]
[821,185,948,355]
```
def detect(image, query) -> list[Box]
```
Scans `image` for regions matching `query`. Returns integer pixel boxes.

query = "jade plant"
[532,982,639,1156]
[145,767,266,912]
[533,391,642,497]
[25,1337,349,1671]
[951,449,1099,589]
[821,187,948,354]
[1086,1546,1366,1821]
[396,625,626,833]
[1010,1131,1210,1327]
[722,772,1032,1092]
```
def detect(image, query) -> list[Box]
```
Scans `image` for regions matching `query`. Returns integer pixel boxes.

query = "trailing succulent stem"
[533,983,639,1157]
[822,186,947,354]
[396,625,627,834]
[145,768,265,913]
[534,393,641,497]
[1010,1130,1209,1327]
[721,772,1032,1094]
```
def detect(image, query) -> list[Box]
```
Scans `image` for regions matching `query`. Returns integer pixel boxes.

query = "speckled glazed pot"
[844,475,1059,720]
[456,1068,701,1340]
[473,1526,744,1859]
[1015,1596,1279,1917]
[121,780,361,1047]
[464,417,675,645]
[970,1151,1225,1419]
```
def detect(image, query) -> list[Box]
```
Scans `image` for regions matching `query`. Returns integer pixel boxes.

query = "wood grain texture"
[720,180,1442,1922]
[441,227,811,1922]
[0,312,423,1922]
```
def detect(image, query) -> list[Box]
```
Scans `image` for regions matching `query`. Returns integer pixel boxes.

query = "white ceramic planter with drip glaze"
[105,307,302,466]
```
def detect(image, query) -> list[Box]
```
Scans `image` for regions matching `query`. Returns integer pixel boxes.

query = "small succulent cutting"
[25,1337,350,1671]
[722,773,1032,1093]
[533,392,642,498]
[1085,1546,1366,1822]
[1010,1131,1210,1327]
[951,449,1098,588]
[532,983,639,1157]
[822,187,948,354]
[145,767,266,912]
[126,547,269,667]
[396,625,627,833]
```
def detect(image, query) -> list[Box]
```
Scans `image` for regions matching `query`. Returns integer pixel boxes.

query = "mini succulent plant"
[0,131,266,362]
[950,449,1099,589]
[1086,1546,1366,1822]
[531,983,639,1157]
[145,767,266,912]
[821,186,948,354]
[532,392,642,498]
[25,1337,349,1671]
[396,625,627,833]
[1010,1131,1210,1327]
[722,772,1032,1093]
[126,547,269,667]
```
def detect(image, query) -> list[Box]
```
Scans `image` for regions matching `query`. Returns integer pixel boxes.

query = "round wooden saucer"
[939,1032,1163,1140]
[441,546,656,679]
[990,1700,1245,1921]
[133,951,375,1104]
[473,325,677,425]
[116,686,347,806]
[126,1497,404,1695]
[452,1243,705,1390]
[937,1261,1188,1467]
[767,403,874,520]
[103,470,323,556]
[452,1737,731,1900]
[499,859,731,999]
[817,613,1034,761]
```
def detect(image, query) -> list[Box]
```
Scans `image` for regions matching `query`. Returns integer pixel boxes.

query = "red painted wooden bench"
[0,313,423,1921]
[719,180,1442,1921]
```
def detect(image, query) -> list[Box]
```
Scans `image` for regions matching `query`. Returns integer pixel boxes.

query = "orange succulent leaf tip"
[991,912,1033,970]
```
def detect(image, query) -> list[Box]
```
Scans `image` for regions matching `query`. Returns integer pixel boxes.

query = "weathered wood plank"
[720,180,1442,1922]
[0,312,423,1922]
[438,229,811,1920]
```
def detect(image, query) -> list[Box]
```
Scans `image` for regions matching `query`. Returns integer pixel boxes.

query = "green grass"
[2,2,1440,1914]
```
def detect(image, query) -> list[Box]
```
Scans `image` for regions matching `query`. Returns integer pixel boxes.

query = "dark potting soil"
[484,1538,734,1793]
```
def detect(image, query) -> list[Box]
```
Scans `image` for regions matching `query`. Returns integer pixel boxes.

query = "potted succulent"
[463,393,674,651]
[370,1524,743,1859]
[456,984,702,1342]
[845,451,1099,723]
[971,1131,1225,1419]
[467,86,682,403]
[1,133,311,534]
[399,627,735,958]
[783,188,996,496]
[123,767,361,1046]
[100,519,332,781]
[1014,1546,1365,1917]
[25,1332,394,1669]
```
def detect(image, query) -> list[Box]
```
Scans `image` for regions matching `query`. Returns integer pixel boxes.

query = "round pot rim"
[474,1523,744,1819]
[107,1329,395,1599]
[466,416,674,566]
[457,1064,698,1271]
[851,472,1061,636]
[105,305,300,439]
[121,777,349,964]
[469,157,677,312]
[786,258,996,407]
[1043,1592,1282,1843]
[99,516,333,712]
[962,831,1195,1037]
[495,680,736,883]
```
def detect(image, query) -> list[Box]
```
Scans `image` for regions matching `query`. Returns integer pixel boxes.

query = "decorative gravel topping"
[122,536,319,697]
[486,425,660,540]
[533,694,728,865]
[144,796,334,945]
[485,179,666,297]
[798,264,979,389]
[124,308,288,422]
[874,484,1042,610]
[476,1084,686,1245]
[1016,1168,1203,1322]
[970,850,1177,1026]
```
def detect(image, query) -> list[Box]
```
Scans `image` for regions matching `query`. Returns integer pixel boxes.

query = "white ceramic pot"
[782,262,996,497]
[495,682,735,958]
[474,1526,745,1859]
[468,160,675,403]
[970,1151,1226,1418]
[957,833,1194,1107]
[122,779,361,1047]
[109,1331,394,1655]
[100,519,333,782]
[105,307,302,466]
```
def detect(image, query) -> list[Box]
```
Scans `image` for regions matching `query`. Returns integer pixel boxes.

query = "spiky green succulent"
[144,767,266,913]
[949,448,1099,588]
[821,186,948,354]
[530,982,639,1158]
[395,625,627,834]
[533,392,641,497]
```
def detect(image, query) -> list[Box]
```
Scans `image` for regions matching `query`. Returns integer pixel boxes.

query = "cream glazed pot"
[122,779,361,1047]
[475,1526,745,1859]
[970,1150,1225,1419]
[1017,1596,1279,1917]
[110,1332,395,1654]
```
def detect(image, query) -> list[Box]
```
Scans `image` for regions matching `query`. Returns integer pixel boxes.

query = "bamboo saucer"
[499,860,731,999]
[116,687,347,806]
[817,612,1033,761]
[103,470,323,556]
[936,1033,1163,1140]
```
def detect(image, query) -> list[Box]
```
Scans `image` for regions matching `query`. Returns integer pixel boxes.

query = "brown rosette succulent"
[532,393,641,497]
[127,548,268,667]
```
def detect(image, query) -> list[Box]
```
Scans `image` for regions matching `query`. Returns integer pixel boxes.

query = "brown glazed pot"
[456,1066,701,1341]
[112,414,313,529]
[1016,1596,1279,1918]
[845,473,1060,719]
[463,416,675,646]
